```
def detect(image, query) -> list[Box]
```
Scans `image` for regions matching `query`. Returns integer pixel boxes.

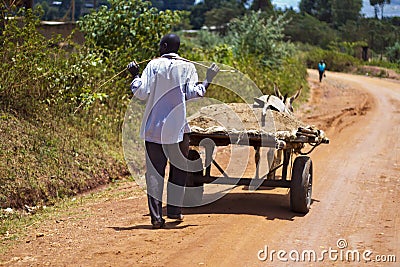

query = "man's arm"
[202,63,220,89]
[127,61,150,101]
[185,63,219,100]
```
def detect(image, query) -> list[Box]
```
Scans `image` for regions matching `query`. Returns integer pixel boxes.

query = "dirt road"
[1,70,399,266]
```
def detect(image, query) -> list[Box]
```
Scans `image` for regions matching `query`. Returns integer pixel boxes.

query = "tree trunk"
[362,46,369,61]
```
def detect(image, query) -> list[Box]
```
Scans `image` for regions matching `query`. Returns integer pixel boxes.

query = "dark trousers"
[145,134,189,223]
[319,70,325,82]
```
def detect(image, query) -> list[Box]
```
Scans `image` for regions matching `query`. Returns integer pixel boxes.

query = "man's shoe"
[167,214,184,221]
[151,218,165,229]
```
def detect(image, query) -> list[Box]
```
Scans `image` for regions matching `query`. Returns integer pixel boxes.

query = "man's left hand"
[127,61,139,77]
[206,63,220,83]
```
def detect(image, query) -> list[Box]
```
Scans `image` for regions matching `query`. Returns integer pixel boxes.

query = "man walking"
[318,60,327,82]
[127,33,219,228]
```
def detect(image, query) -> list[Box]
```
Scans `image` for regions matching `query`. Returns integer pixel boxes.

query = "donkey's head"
[273,83,302,113]
[253,83,302,114]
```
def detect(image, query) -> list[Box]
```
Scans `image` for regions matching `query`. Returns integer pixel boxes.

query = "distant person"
[127,33,219,229]
[318,60,326,82]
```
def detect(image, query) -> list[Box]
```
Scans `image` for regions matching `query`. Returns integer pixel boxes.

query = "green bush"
[284,12,338,49]
[227,11,294,67]
[78,0,181,59]
[0,8,63,114]
[386,42,400,65]
[303,47,361,72]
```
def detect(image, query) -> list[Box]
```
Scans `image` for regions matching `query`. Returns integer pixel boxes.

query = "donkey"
[253,83,302,114]
[252,83,302,182]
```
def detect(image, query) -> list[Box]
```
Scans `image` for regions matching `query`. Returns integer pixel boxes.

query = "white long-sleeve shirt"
[130,53,206,144]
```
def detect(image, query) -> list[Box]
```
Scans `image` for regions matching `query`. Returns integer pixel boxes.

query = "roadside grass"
[365,59,400,74]
[0,110,130,210]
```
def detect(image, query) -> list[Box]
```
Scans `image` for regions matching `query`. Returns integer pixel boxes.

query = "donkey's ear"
[289,86,302,103]
[283,93,288,104]
[274,83,283,99]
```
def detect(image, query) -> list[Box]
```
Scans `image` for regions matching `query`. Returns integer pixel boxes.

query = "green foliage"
[285,10,400,60]
[331,0,362,28]
[327,41,369,58]
[250,0,273,11]
[189,0,248,29]
[303,47,361,72]
[173,10,192,30]
[180,32,234,65]
[0,8,62,114]
[78,0,182,56]
[299,0,333,23]
[0,111,127,209]
[189,1,208,29]
[284,11,337,49]
[0,21,128,206]
[204,1,245,27]
[227,11,294,67]
[299,0,363,27]
[150,0,195,11]
[185,30,224,49]
[364,59,400,73]
[362,18,399,58]
[0,8,123,116]
[386,42,400,64]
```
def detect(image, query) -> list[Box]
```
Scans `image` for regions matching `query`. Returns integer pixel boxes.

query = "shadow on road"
[108,222,198,231]
[183,190,316,221]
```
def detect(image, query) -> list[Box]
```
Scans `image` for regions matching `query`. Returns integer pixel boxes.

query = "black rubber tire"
[290,156,313,214]
[183,150,204,206]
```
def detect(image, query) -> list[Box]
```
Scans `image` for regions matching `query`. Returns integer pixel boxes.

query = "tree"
[369,0,391,19]
[299,0,315,15]
[386,41,400,63]
[331,0,362,27]
[204,1,246,28]
[361,18,398,59]
[60,0,83,21]
[151,0,195,10]
[250,0,273,11]
[227,11,293,66]
[370,0,380,18]
[380,0,391,18]
[284,11,337,48]
[164,0,195,10]
[190,2,208,29]
[78,0,181,55]
[190,0,246,29]
[299,0,362,27]
[150,0,164,10]
[299,0,333,23]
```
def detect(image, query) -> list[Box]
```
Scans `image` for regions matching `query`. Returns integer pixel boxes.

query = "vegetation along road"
[1,70,399,266]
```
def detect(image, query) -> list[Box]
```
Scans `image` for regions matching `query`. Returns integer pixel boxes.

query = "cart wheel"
[290,156,313,214]
[184,150,204,206]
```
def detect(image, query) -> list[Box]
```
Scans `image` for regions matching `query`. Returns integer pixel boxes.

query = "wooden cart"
[184,105,329,214]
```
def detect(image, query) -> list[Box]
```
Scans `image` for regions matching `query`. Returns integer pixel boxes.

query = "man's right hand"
[127,61,139,77]
[206,63,220,83]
